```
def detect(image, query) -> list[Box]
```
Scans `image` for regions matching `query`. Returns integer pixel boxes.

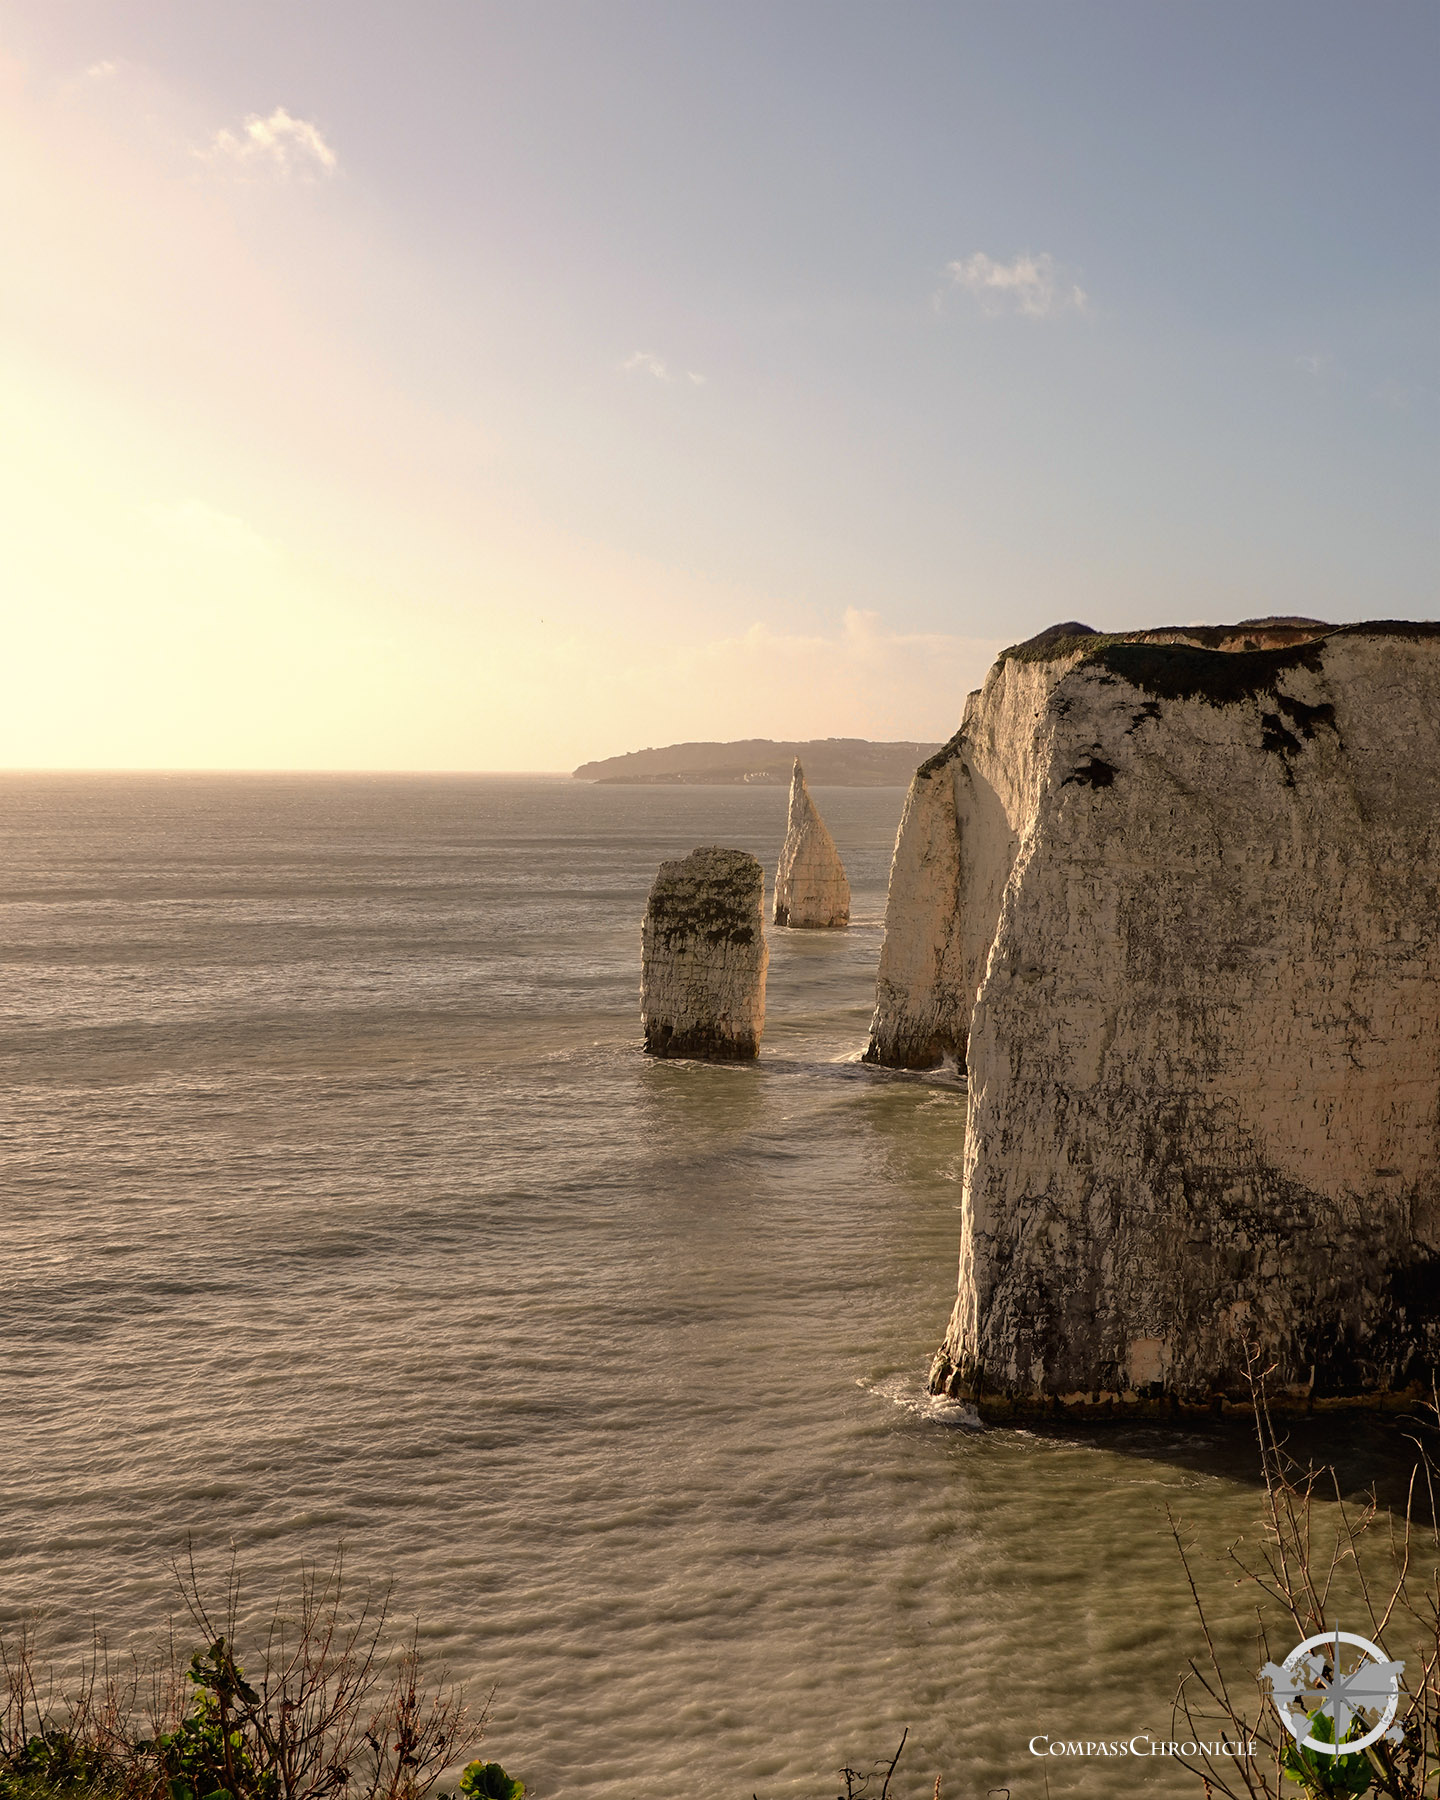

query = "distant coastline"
[573,736,940,787]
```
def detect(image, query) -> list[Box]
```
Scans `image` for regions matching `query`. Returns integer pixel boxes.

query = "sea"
[0,773,1415,1798]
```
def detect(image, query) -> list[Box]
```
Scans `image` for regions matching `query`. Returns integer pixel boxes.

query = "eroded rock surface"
[774,761,850,928]
[641,847,767,1059]
[869,618,1440,1412]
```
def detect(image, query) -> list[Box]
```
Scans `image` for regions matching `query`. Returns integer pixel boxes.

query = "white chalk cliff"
[774,761,850,929]
[641,847,768,1059]
[868,619,1440,1412]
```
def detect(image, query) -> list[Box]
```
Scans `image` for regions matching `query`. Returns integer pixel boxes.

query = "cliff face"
[774,761,850,928]
[641,847,768,1059]
[870,619,1440,1411]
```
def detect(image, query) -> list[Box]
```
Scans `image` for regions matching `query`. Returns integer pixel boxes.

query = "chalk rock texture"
[774,761,850,928]
[641,847,768,1059]
[871,618,1440,1412]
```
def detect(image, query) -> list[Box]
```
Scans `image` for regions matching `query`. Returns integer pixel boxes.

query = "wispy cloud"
[944,251,1087,318]
[623,351,707,385]
[1372,378,1424,413]
[629,609,1007,742]
[142,498,274,558]
[200,106,338,181]
[85,60,118,80]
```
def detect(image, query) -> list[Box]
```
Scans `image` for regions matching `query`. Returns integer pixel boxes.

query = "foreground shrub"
[0,1550,520,1800]
[1172,1361,1440,1798]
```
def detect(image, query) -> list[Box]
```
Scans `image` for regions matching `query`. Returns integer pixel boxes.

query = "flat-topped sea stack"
[773,761,850,929]
[869,617,1440,1414]
[641,847,768,1059]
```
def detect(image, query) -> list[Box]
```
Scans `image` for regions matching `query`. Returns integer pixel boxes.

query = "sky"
[1,1,1436,771]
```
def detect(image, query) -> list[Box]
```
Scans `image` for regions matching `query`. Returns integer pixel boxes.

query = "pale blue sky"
[2,2,1435,766]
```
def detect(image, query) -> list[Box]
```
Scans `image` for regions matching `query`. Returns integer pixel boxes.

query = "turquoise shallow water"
[0,774,1416,1797]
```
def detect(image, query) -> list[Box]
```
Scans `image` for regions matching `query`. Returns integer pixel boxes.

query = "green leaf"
[458,1760,524,1800]
[1280,1708,1374,1799]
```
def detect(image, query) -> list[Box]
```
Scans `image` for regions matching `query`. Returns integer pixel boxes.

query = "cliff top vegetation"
[999,619,1440,706]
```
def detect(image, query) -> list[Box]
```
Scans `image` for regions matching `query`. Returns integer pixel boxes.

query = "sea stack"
[868,618,1440,1413]
[773,761,850,928]
[641,847,768,1059]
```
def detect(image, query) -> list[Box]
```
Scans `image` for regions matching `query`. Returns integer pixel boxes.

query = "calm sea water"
[0,775,1413,1798]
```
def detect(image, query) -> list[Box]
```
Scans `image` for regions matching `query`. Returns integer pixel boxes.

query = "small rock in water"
[641,846,768,1059]
[773,760,850,928]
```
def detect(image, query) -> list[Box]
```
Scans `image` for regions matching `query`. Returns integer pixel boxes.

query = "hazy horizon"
[2,1,1435,771]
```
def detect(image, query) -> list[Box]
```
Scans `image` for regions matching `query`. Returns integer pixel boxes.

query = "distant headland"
[573,738,941,787]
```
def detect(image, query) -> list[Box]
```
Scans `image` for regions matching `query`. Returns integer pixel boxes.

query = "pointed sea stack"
[641,847,768,1059]
[773,761,850,928]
